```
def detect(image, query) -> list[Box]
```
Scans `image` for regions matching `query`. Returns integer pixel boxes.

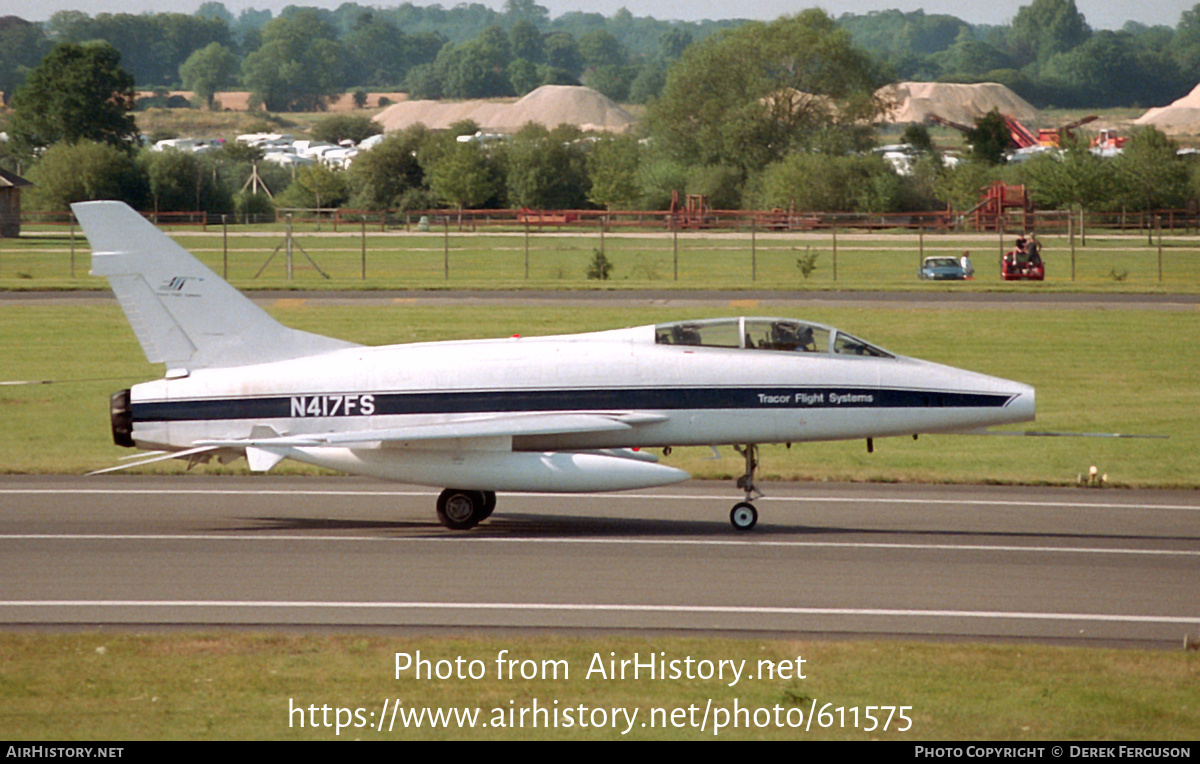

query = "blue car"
[919,256,970,281]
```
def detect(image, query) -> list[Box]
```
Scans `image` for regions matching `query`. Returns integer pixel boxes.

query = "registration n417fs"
[75,201,1035,531]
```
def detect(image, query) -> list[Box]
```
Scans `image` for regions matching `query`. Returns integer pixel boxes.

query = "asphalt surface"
[2,475,1196,647]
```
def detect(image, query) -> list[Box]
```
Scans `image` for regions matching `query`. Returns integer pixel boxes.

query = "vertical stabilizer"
[72,201,357,372]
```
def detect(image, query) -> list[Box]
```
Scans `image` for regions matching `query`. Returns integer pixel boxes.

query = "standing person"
[960,250,974,278]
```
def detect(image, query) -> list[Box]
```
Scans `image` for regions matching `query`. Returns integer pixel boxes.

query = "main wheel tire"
[730,502,758,531]
[478,491,497,521]
[436,489,485,530]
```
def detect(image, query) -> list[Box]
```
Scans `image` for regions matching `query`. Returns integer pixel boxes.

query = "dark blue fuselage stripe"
[132,387,1015,423]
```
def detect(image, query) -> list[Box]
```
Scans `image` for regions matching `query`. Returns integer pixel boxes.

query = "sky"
[1,0,1195,31]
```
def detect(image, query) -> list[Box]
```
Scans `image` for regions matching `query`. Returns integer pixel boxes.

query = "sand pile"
[878,82,1039,125]
[1135,84,1200,134]
[375,85,636,134]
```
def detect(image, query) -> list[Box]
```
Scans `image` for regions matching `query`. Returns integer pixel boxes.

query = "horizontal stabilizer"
[71,201,357,371]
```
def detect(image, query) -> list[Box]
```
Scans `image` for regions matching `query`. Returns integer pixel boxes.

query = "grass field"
[1,633,1197,740]
[3,227,1200,292]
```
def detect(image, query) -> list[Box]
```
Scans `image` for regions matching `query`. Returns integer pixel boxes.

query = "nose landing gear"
[730,444,762,531]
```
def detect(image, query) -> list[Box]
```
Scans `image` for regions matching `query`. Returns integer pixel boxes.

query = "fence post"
[831,223,837,282]
[222,215,228,279]
[1069,212,1076,281]
[444,216,450,280]
[524,221,530,280]
[672,225,678,282]
[286,214,294,281]
[361,217,367,280]
[70,220,76,278]
[751,218,757,282]
[1157,215,1163,282]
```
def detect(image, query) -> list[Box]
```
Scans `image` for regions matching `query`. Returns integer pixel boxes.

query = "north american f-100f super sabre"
[75,201,1035,530]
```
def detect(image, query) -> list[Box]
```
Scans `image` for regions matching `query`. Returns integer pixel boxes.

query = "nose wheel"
[730,501,758,531]
[730,444,763,531]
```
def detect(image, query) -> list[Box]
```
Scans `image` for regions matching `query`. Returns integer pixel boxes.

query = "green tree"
[649,10,888,175]
[346,127,428,210]
[933,160,1002,211]
[544,32,583,76]
[1009,0,1091,65]
[311,115,382,145]
[503,123,589,209]
[507,58,541,95]
[1017,135,1114,213]
[240,10,345,111]
[277,164,349,210]
[966,109,1012,165]
[179,42,238,109]
[755,153,903,212]
[26,140,147,211]
[0,17,50,105]
[139,148,232,214]
[426,141,502,213]
[509,19,545,63]
[587,135,640,210]
[1111,127,1189,211]
[9,42,138,156]
[442,28,515,98]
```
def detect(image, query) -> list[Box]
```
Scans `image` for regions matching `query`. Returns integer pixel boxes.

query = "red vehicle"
[1001,238,1045,281]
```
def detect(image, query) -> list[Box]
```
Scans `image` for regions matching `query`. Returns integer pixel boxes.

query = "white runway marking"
[1,533,1197,557]
[0,599,1193,625]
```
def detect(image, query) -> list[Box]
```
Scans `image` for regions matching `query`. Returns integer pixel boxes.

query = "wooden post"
[222,215,228,279]
[444,216,450,280]
[524,222,530,280]
[70,221,76,278]
[361,218,367,280]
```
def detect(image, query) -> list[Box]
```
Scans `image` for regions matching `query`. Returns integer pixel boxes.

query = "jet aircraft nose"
[1007,383,1035,424]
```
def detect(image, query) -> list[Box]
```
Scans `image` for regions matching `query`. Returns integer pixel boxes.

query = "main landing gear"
[730,444,763,531]
[436,488,497,530]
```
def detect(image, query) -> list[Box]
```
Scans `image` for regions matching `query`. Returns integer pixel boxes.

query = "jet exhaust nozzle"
[110,389,134,448]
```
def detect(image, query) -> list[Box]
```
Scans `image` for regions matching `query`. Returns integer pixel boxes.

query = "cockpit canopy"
[654,318,894,358]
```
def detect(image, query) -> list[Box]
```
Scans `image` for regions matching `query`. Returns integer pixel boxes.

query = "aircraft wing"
[196,411,669,448]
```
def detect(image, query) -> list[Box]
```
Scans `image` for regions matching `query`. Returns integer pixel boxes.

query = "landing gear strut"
[436,488,495,530]
[729,444,762,531]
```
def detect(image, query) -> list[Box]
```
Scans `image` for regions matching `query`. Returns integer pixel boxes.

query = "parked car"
[919,256,969,280]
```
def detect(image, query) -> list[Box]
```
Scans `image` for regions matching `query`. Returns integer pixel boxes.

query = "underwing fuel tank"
[284,447,691,493]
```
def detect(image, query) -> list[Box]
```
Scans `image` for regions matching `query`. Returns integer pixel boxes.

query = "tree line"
[5,1,1200,112]
[5,5,1200,220]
